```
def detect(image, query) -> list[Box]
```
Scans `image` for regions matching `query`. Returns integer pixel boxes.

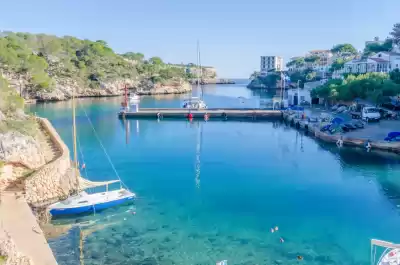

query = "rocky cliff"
[135,78,191,95]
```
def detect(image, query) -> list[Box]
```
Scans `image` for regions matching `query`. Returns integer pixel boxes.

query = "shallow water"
[29,81,400,265]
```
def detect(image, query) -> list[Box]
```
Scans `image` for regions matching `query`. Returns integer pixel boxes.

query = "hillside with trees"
[311,73,400,105]
[0,32,197,101]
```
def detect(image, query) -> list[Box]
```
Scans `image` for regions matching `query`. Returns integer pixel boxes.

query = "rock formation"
[0,132,46,169]
[135,78,191,95]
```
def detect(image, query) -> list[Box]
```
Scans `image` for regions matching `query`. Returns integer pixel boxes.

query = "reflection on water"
[27,82,400,265]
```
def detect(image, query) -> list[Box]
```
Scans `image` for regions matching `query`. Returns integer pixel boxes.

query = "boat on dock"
[182,40,207,110]
[182,97,207,109]
[129,93,140,103]
[48,86,135,217]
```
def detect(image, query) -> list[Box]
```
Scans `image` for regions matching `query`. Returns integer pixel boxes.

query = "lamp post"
[297,80,301,106]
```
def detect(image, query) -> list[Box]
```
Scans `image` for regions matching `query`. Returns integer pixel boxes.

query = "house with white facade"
[287,80,327,105]
[343,51,400,74]
[260,56,283,73]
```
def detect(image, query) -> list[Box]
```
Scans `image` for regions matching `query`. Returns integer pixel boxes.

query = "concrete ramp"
[0,192,58,265]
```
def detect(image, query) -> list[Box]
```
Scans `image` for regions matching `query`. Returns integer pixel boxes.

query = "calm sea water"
[28,80,400,265]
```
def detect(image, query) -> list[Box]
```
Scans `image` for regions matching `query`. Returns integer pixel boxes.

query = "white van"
[362,107,381,122]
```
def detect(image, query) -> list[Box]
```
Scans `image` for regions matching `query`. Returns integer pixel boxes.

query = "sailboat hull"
[48,189,135,217]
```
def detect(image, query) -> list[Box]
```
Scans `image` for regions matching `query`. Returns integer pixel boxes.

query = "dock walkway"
[119,108,282,120]
[0,192,58,265]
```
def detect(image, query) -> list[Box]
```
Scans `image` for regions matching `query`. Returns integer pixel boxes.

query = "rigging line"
[76,129,89,181]
[77,102,128,191]
[76,128,95,194]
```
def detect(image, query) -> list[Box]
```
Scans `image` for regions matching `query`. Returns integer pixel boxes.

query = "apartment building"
[260,56,284,73]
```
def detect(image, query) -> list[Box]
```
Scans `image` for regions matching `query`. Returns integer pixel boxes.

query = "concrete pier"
[118,108,282,120]
[282,112,400,154]
[0,192,58,265]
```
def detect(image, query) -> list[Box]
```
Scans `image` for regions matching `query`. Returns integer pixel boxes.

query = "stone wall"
[24,118,77,207]
[0,229,33,265]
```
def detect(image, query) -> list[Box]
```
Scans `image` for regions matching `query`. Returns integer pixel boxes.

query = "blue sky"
[1,0,399,78]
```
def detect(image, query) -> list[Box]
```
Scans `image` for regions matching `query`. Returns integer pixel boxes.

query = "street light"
[297,80,301,106]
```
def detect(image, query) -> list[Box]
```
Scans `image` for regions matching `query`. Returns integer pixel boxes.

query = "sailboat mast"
[198,42,203,100]
[196,40,200,89]
[72,87,78,182]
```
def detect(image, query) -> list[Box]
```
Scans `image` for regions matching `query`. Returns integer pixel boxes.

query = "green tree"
[363,39,392,56]
[390,23,400,45]
[390,69,400,84]
[149,56,163,65]
[306,71,317,81]
[331,44,358,55]
[330,58,350,72]
[249,71,260,80]
[304,55,320,63]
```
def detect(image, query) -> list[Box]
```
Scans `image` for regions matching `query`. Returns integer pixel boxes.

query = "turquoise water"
[28,81,400,265]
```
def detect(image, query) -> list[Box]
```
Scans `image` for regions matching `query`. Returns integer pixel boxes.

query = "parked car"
[331,104,346,111]
[336,106,348,113]
[351,120,365,129]
[343,122,357,130]
[378,107,398,120]
[361,107,381,122]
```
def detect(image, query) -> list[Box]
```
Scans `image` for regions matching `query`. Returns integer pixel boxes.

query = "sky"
[1,0,400,78]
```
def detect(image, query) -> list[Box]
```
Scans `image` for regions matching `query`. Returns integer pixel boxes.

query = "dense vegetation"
[0,32,193,94]
[0,76,38,136]
[311,72,400,104]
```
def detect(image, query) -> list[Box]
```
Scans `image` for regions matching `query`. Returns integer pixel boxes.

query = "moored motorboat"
[129,93,140,103]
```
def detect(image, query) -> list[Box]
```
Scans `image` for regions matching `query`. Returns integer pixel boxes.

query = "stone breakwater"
[24,118,78,207]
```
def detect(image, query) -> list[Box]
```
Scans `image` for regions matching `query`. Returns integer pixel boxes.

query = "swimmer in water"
[297,255,303,260]
[274,226,279,231]
[280,237,284,243]
[270,228,274,233]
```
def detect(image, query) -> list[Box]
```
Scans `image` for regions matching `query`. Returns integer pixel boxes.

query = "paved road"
[345,120,400,141]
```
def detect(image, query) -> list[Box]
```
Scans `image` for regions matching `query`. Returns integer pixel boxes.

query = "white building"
[260,56,283,73]
[343,52,400,74]
[287,80,327,105]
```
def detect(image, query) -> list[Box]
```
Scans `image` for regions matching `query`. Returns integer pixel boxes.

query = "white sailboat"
[183,40,207,109]
[48,88,135,217]
[371,239,400,265]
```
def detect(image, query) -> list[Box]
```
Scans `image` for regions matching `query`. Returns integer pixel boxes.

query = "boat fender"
[364,140,372,150]
[336,138,343,148]
[156,112,162,119]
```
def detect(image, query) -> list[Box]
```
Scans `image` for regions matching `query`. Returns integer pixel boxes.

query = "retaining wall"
[24,118,77,207]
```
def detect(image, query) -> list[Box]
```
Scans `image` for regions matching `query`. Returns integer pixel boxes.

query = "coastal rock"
[135,79,191,95]
[0,131,46,169]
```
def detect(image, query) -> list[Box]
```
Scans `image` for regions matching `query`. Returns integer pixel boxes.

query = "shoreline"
[282,112,400,155]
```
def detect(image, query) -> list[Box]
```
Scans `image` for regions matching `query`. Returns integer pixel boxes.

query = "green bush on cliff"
[0,76,24,113]
[0,76,38,136]
[0,32,139,91]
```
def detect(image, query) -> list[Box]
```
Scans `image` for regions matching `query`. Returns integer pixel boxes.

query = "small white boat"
[372,239,400,265]
[47,87,136,217]
[48,185,135,216]
[129,94,140,103]
[182,97,207,109]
